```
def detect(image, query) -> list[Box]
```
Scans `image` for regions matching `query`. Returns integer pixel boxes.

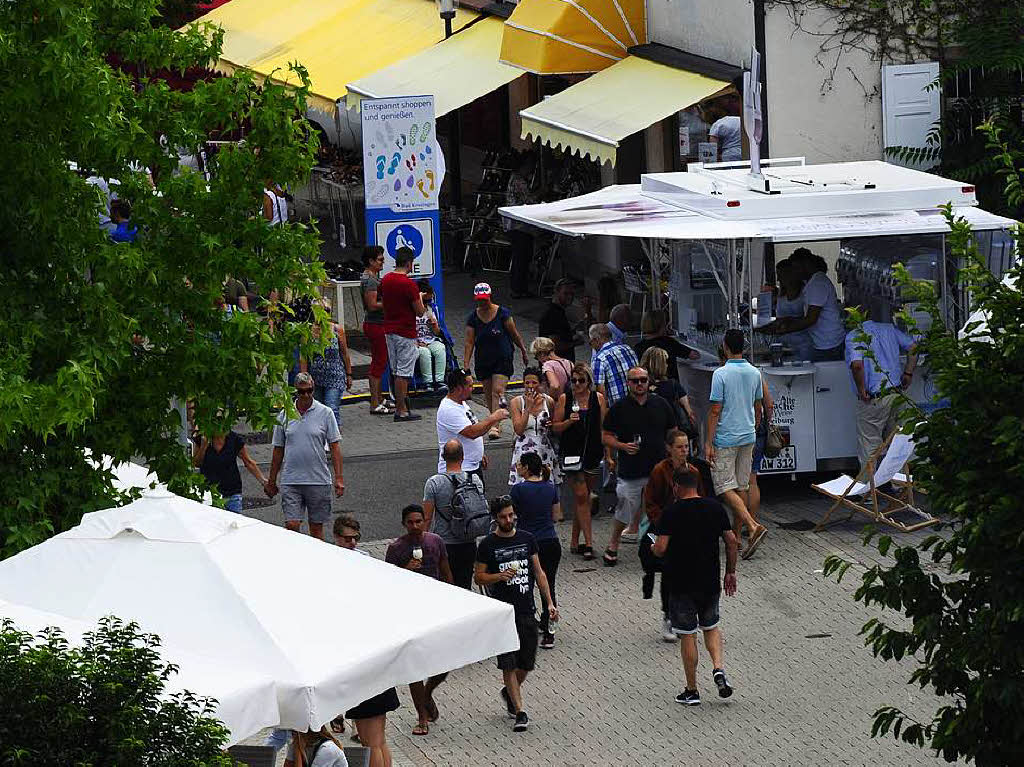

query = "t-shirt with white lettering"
[475,529,538,616]
[800,271,846,350]
[436,397,484,472]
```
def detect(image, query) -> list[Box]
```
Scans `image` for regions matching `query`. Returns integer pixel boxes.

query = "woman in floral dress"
[508,367,562,492]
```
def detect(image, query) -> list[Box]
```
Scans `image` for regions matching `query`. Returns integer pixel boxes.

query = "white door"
[882,62,941,170]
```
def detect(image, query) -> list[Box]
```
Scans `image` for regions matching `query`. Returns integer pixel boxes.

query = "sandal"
[412,723,429,736]
[582,546,595,561]
[602,548,618,567]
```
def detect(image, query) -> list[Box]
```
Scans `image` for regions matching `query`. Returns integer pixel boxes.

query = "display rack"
[462,155,512,272]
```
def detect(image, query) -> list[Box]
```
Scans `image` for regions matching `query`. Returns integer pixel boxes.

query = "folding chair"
[811,431,937,532]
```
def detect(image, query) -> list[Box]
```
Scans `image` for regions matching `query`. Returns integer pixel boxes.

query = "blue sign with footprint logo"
[385,223,424,260]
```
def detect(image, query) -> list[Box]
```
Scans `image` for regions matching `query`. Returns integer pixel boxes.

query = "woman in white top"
[263,182,288,226]
[508,366,561,492]
[766,249,845,361]
[284,727,348,767]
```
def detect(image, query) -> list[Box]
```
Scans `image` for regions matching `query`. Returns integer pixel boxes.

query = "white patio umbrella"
[0,598,281,742]
[0,487,517,745]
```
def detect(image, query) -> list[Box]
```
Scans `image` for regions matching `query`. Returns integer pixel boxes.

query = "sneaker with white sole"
[620,531,639,544]
[675,689,701,706]
[661,617,677,643]
[513,711,529,732]
[713,668,733,698]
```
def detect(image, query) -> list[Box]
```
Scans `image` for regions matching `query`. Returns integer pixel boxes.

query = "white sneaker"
[621,531,639,544]
[662,617,677,643]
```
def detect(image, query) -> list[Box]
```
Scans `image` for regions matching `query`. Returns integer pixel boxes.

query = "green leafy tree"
[0,0,325,556]
[0,616,233,766]
[824,121,1024,765]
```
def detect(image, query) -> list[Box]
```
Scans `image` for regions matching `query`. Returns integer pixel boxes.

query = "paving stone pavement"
[312,494,948,767]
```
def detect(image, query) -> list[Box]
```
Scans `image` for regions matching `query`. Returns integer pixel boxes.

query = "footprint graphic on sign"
[396,134,407,149]
[416,179,430,198]
[424,144,432,155]
[406,154,417,171]
[375,155,386,180]
[387,152,401,175]
[408,125,419,145]
[419,122,432,141]
[424,169,435,190]
[371,184,389,202]
[393,178,402,191]
[419,153,425,161]
[405,175,414,188]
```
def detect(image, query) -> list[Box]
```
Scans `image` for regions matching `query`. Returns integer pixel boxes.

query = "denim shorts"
[281,484,332,524]
[668,591,721,635]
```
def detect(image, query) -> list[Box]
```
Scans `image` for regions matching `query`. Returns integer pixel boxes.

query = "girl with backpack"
[510,451,562,649]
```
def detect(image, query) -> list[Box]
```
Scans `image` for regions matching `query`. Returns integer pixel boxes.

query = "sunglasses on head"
[495,494,513,507]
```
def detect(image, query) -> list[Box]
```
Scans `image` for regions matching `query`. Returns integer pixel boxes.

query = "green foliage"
[825,123,1024,765]
[0,0,326,556]
[0,616,233,766]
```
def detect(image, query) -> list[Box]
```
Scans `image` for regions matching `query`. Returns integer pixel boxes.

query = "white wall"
[764,5,883,162]
[648,0,753,68]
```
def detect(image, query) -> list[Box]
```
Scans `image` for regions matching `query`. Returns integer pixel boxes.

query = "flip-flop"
[602,549,618,567]
[582,546,595,561]
[742,527,768,560]
[412,723,429,736]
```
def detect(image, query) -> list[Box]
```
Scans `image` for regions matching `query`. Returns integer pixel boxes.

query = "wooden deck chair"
[811,431,937,532]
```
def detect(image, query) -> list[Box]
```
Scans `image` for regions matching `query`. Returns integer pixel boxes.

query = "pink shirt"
[543,358,572,394]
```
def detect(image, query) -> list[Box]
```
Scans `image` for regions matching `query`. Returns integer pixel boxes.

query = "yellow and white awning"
[519,56,729,165]
[192,0,479,113]
[346,18,524,117]
[500,0,647,75]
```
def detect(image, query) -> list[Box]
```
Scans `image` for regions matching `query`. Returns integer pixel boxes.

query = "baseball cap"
[473,282,492,299]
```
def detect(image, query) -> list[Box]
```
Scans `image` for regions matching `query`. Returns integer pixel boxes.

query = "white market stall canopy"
[0,488,517,745]
[500,160,1018,241]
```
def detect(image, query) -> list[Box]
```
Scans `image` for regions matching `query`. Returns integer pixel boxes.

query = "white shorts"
[385,334,418,378]
[711,443,754,495]
[613,477,647,526]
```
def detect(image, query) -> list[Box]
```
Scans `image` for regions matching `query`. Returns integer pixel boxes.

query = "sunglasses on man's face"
[296,387,314,395]
[628,377,649,384]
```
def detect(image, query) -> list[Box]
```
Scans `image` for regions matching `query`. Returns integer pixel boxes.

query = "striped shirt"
[593,341,639,404]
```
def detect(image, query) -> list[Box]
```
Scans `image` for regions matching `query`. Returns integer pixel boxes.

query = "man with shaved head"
[423,438,486,590]
[599,365,677,566]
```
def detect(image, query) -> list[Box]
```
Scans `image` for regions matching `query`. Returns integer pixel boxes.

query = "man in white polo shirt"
[435,368,508,487]
[768,248,846,361]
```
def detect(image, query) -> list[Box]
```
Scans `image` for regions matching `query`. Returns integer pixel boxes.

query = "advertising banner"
[362,96,445,321]
[760,372,817,474]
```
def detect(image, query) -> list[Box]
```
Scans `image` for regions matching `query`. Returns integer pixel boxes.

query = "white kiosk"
[500,158,1016,474]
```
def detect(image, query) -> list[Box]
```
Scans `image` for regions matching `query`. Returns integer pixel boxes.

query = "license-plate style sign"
[760,446,796,473]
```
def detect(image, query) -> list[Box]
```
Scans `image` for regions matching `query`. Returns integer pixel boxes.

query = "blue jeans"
[224,493,243,513]
[314,385,343,429]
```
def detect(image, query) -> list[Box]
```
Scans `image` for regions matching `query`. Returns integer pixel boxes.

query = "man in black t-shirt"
[475,497,558,733]
[601,366,678,564]
[653,469,738,707]
[538,279,591,362]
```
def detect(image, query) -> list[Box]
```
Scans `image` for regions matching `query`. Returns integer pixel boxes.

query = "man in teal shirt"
[705,329,768,560]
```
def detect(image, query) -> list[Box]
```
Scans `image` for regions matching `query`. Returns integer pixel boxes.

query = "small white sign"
[375,218,435,277]
[698,142,717,164]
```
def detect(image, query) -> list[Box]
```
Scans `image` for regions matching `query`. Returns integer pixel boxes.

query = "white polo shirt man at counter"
[435,368,508,488]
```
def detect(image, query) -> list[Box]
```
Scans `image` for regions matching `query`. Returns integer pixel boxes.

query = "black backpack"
[439,474,491,542]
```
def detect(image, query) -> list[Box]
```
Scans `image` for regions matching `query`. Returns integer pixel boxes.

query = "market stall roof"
[0,489,517,744]
[346,18,524,117]
[499,182,1018,241]
[518,56,729,165]
[192,0,479,113]
[499,0,646,74]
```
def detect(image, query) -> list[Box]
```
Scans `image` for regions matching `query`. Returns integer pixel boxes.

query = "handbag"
[764,423,785,459]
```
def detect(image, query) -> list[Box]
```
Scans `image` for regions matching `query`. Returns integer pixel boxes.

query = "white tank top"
[264,188,287,226]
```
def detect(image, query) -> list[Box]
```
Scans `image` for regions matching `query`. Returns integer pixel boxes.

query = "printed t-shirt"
[416,306,439,343]
[436,397,484,472]
[709,360,762,447]
[657,497,732,596]
[602,394,677,479]
[423,471,484,544]
[385,531,448,581]
[801,271,846,350]
[271,399,341,485]
[509,481,558,541]
[198,431,244,496]
[476,530,538,616]
[380,271,419,338]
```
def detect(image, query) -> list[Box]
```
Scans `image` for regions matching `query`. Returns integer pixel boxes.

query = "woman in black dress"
[551,362,607,560]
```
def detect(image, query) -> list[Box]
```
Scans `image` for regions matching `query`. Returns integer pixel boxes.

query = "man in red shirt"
[380,247,426,421]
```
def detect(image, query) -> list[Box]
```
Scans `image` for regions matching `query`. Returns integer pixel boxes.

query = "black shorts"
[496,614,538,672]
[345,686,400,719]
[475,357,514,382]
[668,591,721,635]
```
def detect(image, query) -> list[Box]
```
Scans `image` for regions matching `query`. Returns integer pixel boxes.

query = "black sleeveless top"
[560,389,603,470]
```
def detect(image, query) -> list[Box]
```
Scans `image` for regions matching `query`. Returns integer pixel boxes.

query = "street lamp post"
[438,0,462,206]
[439,0,455,39]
